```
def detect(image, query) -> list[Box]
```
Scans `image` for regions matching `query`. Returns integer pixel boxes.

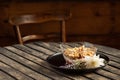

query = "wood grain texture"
[0,70,17,80]
[0,42,120,80]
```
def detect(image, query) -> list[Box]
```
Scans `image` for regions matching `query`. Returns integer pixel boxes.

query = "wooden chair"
[9,13,71,44]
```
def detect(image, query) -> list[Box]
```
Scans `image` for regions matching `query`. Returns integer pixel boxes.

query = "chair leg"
[61,20,66,42]
[14,26,23,44]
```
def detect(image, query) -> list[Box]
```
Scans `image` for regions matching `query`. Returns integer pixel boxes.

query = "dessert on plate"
[62,45,105,69]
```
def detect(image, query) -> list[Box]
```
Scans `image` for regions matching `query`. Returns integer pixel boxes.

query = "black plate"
[46,52,109,74]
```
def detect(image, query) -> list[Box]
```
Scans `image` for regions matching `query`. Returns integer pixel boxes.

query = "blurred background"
[0,0,120,49]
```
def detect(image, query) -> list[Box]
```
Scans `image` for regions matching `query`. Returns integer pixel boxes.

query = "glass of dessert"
[60,43,105,69]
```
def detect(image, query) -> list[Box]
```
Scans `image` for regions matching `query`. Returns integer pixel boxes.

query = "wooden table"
[0,42,120,80]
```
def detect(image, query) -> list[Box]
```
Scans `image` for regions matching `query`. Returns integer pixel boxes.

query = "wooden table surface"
[0,42,120,80]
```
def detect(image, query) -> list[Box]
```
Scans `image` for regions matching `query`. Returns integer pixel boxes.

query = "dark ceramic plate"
[46,51,109,74]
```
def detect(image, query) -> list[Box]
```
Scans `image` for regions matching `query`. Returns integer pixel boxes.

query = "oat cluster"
[64,45,96,59]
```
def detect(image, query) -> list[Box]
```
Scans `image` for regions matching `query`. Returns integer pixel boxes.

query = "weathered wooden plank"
[37,42,64,51]
[0,60,35,80]
[0,53,52,80]
[13,44,49,60]
[25,43,55,55]
[34,42,61,52]
[103,65,120,75]
[95,44,120,56]
[5,46,74,80]
[63,73,109,80]
[0,70,16,80]
[82,73,110,80]
[108,61,120,69]
[98,51,120,63]
[97,50,120,59]
[96,69,120,80]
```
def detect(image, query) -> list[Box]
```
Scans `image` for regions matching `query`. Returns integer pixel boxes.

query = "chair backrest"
[9,12,71,44]
[9,13,71,25]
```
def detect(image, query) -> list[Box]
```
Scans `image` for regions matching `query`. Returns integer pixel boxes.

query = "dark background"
[0,0,120,49]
